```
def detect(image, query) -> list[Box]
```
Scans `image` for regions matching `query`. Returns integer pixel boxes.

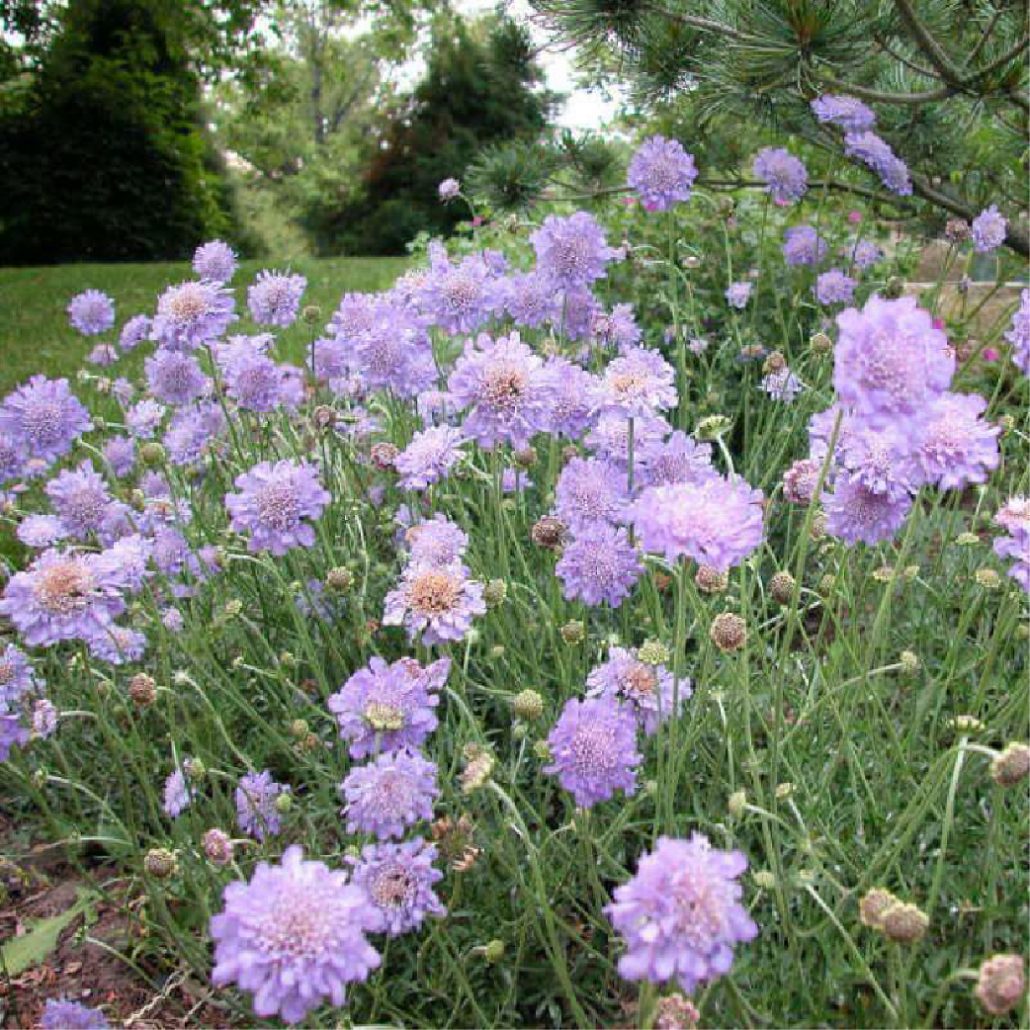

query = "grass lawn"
[0,257,409,394]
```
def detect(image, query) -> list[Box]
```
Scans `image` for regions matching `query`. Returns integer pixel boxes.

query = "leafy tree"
[530,0,1029,255]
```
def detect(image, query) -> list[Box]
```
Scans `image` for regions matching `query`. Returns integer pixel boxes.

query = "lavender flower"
[994,496,1030,592]
[163,763,194,818]
[782,225,828,267]
[119,314,151,352]
[0,714,29,761]
[822,472,912,545]
[636,432,713,488]
[438,177,461,201]
[152,280,236,350]
[87,624,147,665]
[843,131,912,195]
[753,148,807,205]
[193,239,237,282]
[544,695,641,808]
[248,270,307,327]
[531,211,621,289]
[39,999,110,1029]
[1005,288,1030,376]
[145,349,209,406]
[971,205,1007,253]
[846,239,882,269]
[627,135,698,212]
[348,838,446,936]
[761,368,804,402]
[221,346,304,413]
[236,769,290,841]
[16,515,67,549]
[586,646,687,735]
[328,656,448,759]
[504,271,562,328]
[225,459,330,556]
[725,282,752,309]
[630,474,765,571]
[87,343,118,367]
[31,698,57,739]
[352,319,437,399]
[0,376,92,464]
[557,525,642,608]
[420,251,501,334]
[838,421,919,500]
[68,290,115,336]
[210,845,380,1025]
[447,332,550,450]
[340,748,438,839]
[810,94,876,132]
[605,833,757,994]
[394,426,466,492]
[44,462,121,540]
[814,268,857,306]
[403,515,469,568]
[586,411,670,469]
[596,303,642,352]
[382,561,485,646]
[538,357,598,439]
[833,296,954,425]
[916,392,1000,490]
[598,346,678,417]
[0,644,40,710]
[125,398,166,438]
[555,456,628,533]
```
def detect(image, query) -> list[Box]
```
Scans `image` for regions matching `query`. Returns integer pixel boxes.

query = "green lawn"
[0,257,409,394]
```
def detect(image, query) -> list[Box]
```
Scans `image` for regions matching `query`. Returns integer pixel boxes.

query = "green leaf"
[0,887,98,977]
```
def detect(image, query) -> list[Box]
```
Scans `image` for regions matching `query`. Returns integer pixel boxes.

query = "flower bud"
[899,650,920,674]
[975,953,1025,1015]
[274,792,293,814]
[531,515,566,550]
[144,848,178,879]
[975,568,1001,590]
[369,442,398,470]
[695,414,732,441]
[483,939,505,963]
[809,331,833,354]
[513,689,544,722]
[483,579,508,608]
[513,447,537,469]
[202,828,234,867]
[753,870,776,890]
[883,276,904,299]
[769,571,795,605]
[991,742,1030,787]
[301,304,322,325]
[655,993,700,1029]
[638,639,671,666]
[561,620,585,644]
[139,442,166,467]
[728,790,747,818]
[325,566,355,592]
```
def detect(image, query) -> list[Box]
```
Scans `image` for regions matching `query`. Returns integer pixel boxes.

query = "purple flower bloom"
[210,845,381,1025]
[119,314,151,352]
[782,457,822,505]
[814,268,857,306]
[328,655,448,759]
[16,514,67,549]
[837,420,919,500]
[0,713,30,761]
[145,348,209,407]
[916,391,1000,490]
[1005,288,1030,376]
[586,411,671,469]
[753,147,807,205]
[596,303,642,351]
[627,135,698,212]
[352,318,438,399]
[555,456,628,533]
[833,296,954,425]
[630,474,765,571]
[40,999,110,1029]
[538,357,598,439]
[782,225,828,267]
[382,561,485,646]
[163,763,194,818]
[531,211,621,289]
[0,644,41,712]
[164,400,226,466]
[221,345,305,413]
[45,462,123,541]
[845,239,882,269]
[556,524,642,608]
[438,177,461,201]
[843,131,912,195]
[394,426,466,491]
[504,270,562,328]
[68,290,115,336]
[402,515,469,568]
[447,332,550,450]
[340,748,438,840]
[31,698,57,739]
[87,343,118,367]
[994,497,1030,592]
[102,435,136,478]
[586,646,687,735]
[0,548,129,648]
[225,459,330,556]
[248,270,307,327]
[87,623,147,665]
[193,239,237,282]
[0,376,92,465]
[761,368,804,402]
[152,280,237,350]
[545,695,641,808]
[823,471,912,545]
[561,286,604,341]
[971,205,1007,253]
[810,94,876,132]
[125,398,166,438]
[598,346,678,417]
[419,251,501,334]
[605,833,757,994]
[0,432,22,483]
[636,431,713,488]
[236,769,290,841]
[725,282,752,309]
[348,838,446,936]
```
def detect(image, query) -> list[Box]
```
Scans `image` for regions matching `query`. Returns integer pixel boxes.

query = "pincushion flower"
[752,147,807,205]
[236,769,290,841]
[761,368,804,403]
[340,748,438,839]
[352,319,437,399]
[0,713,30,762]
[210,845,381,1025]
[810,94,876,132]
[971,204,1007,253]
[221,346,305,413]
[595,303,642,351]
[605,833,757,994]
[630,474,765,572]
[394,425,466,492]
[248,269,307,327]
[40,999,110,1029]
[1004,288,1029,376]
[627,135,698,212]
[587,411,670,469]
[328,656,449,759]
[555,456,628,533]
[843,132,912,195]
[586,646,688,735]
[636,432,713,489]
[725,282,752,309]
[833,296,954,425]
[822,472,913,546]
[193,239,237,282]
[0,376,92,464]
[162,762,194,818]
[0,643,41,710]
[16,515,66,549]
[145,349,209,407]
[382,561,485,646]
[125,398,166,438]
[915,392,999,490]
[539,357,598,439]
[225,459,330,556]
[846,239,882,269]
[782,225,828,267]
[45,462,124,541]
[447,332,551,450]
[118,314,151,352]
[419,250,501,334]
[597,346,677,417]
[994,496,1030,592]
[556,524,642,608]
[348,838,446,936]
[68,290,115,336]
[531,211,621,289]
[814,269,856,306]
[403,515,469,568]
[545,694,641,808]
[838,421,919,501]
[504,271,562,328]
[438,177,461,201]
[152,280,236,350]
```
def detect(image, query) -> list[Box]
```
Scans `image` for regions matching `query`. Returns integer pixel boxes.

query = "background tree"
[529,0,1029,255]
